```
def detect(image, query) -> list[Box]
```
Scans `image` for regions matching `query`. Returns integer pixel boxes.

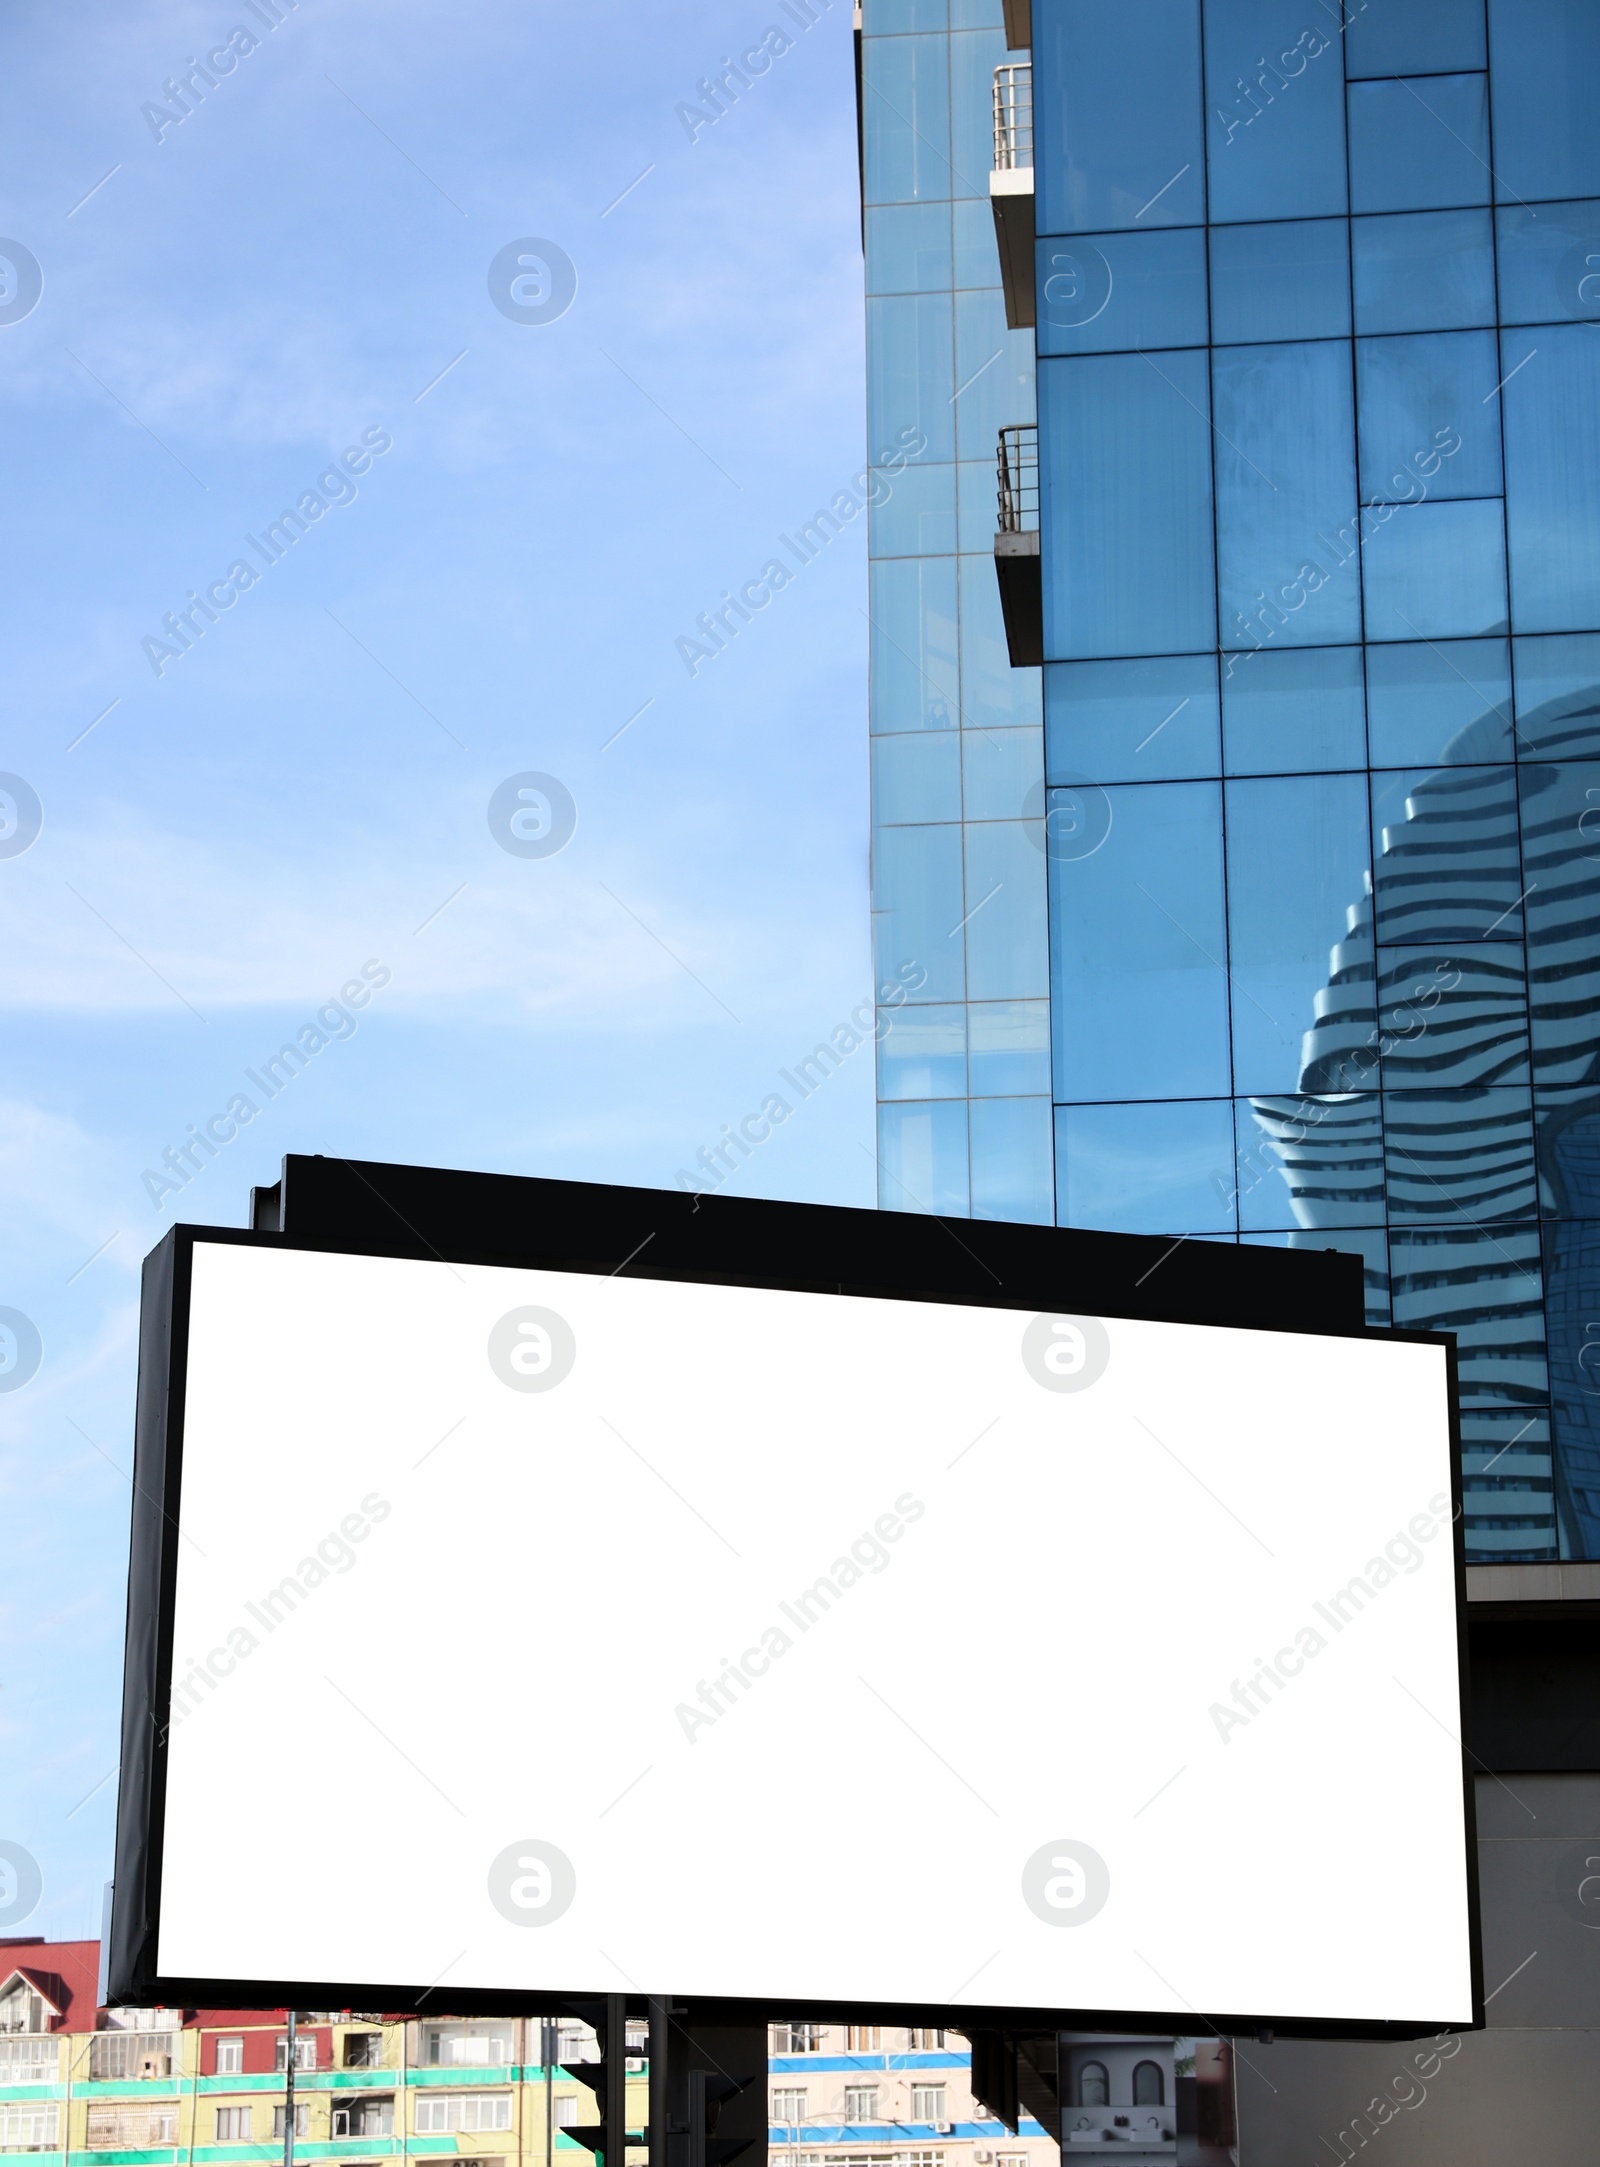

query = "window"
[421,2021,513,2067]
[907,2031,946,2052]
[413,2095,510,2135]
[911,2087,946,2124]
[1132,2062,1164,2107]
[1078,2064,1109,2109]
[846,2027,881,2052]
[553,2098,580,2130]
[216,2039,244,2075]
[90,2032,176,2080]
[275,2036,317,2071]
[0,1985,49,2036]
[0,2039,57,2082]
[332,2100,395,2139]
[772,2089,807,2125]
[772,2025,822,2054]
[844,2089,879,2122]
[342,2033,382,2069]
[0,2104,60,2149]
[86,2107,178,2150]
[271,2106,310,2139]
[215,2108,252,2141]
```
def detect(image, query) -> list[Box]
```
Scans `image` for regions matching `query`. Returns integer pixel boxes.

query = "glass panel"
[953,196,1002,288]
[957,458,999,553]
[1520,760,1600,1083]
[1348,75,1492,215]
[963,820,1050,999]
[963,725,1042,819]
[878,1099,970,1214]
[1494,200,1600,328]
[862,34,953,207]
[1241,1225,1392,1326]
[1223,645,1366,773]
[950,29,1009,198]
[1213,341,1360,650]
[1203,0,1349,224]
[1236,1097,1387,1233]
[970,1096,1055,1223]
[867,0,950,27]
[1487,0,1600,207]
[1365,638,1513,765]
[1502,325,1600,636]
[1346,0,1487,75]
[1460,1407,1556,1561]
[1035,0,1206,235]
[1356,331,1502,502]
[1361,499,1508,642]
[1545,1208,1600,1554]
[1378,944,1530,1089]
[1389,1222,1547,1406]
[1054,1100,1237,1235]
[1370,762,1523,943]
[1384,1087,1538,1221]
[1208,219,1350,344]
[877,1003,967,1098]
[867,295,955,459]
[1512,633,1600,758]
[1049,781,1231,1099]
[1351,209,1496,335]
[960,553,1042,728]
[954,292,1036,459]
[868,557,959,732]
[1047,654,1221,784]
[1225,773,1374,1095]
[872,731,963,823]
[969,999,1052,1095]
[869,460,959,558]
[866,203,954,294]
[1036,228,1209,357]
[1538,1088,1600,1216]
[872,822,966,999]
[1039,351,1217,659]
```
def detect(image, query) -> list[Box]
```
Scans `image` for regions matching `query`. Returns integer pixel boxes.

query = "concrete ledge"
[1467,1561,1600,1607]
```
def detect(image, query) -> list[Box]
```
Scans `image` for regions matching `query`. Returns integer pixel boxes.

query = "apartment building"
[765,2024,1053,2167]
[0,1941,644,2167]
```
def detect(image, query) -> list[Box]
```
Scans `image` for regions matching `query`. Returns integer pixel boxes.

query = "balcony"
[89,2032,176,2080]
[990,63,1034,329]
[0,2039,59,2083]
[994,424,1041,668]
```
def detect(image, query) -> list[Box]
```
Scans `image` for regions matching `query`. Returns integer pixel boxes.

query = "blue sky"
[1,0,870,1940]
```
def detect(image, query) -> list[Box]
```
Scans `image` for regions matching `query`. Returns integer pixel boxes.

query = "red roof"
[0,1938,102,2031]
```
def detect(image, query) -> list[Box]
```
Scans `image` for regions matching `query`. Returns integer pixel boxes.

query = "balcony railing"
[993,63,1032,170]
[0,2038,59,2082]
[996,424,1038,535]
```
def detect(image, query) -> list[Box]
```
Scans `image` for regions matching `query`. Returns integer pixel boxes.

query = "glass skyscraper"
[862,0,1600,1562]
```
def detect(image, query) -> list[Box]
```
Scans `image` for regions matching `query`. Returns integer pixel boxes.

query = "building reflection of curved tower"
[1248,686,1600,1560]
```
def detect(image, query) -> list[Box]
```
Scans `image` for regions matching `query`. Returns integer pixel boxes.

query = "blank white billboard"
[153,1238,1473,2027]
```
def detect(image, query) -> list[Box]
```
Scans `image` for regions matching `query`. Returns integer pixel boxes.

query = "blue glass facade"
[863,0,1600,1561]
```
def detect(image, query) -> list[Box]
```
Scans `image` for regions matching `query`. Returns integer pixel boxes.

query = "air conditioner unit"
[975,2149,994,2159]
[138,2055,171,2080]
[935,2123,954,2135]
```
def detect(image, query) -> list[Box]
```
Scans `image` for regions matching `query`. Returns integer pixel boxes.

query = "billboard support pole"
[606,1997,627,2167]
[282,2010,296,2167]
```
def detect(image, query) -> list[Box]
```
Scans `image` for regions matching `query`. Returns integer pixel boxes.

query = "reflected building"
[859,0,1600,1561]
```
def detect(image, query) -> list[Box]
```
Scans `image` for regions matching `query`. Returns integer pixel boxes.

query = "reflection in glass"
[1378,945,1530,1089]
[1384,1087,1538,1222]
[969,1000,1051,1096]
[868,558,959,733]
[877,1003,967,1099]
[1518,758,1600,1083]
[1371,754,1523,944]
[1502,325,1600,635]
[1351,210,1496,335]
[863,33,954,206]
[1513,635,1600,757]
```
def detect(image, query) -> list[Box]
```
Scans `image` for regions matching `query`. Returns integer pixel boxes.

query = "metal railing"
[993,63,1032,170]
[996,424,1038,534]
